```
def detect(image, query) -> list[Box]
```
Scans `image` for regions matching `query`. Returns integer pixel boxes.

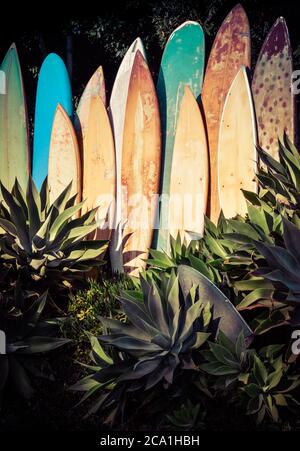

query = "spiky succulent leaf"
[0,178,108,291]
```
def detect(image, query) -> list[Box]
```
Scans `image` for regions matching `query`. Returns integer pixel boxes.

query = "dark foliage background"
[2,0,300,143]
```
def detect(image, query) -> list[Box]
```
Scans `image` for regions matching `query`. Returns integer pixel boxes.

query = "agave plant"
[166,399,206,431]
[216,140,300,332]
[254,135,300,221]
[199,331,254,390]
[240,348,300,425]
[201,333,300,425]
[72,265,254,421]
[0,178,107,293]
[71,269,213,420]
[148,216,234,285]
[0,287,70,398]
[253,218,300,304]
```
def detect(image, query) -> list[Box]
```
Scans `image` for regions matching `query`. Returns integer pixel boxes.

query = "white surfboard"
[109,37,146,273]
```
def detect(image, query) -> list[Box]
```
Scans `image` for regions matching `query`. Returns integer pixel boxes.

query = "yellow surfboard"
[48,104,81,204]
[169,86,209,243]
[82,95,115,241]
[218,67,257,218]
[121,51,161,276]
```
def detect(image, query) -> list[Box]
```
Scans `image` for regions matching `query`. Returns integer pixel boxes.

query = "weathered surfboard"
[156,21,205,252]
[75,65,106,157]
[202,4,251,223]
[169,86,209,243]
[121,51,161,276]
[109,38,146,273]
[0,43,29,191]
[48,104,81,204]
[82,95,115,241]
[218,67,257,218]
[252,17,295,160]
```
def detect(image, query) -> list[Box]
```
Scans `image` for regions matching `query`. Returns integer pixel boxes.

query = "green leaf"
[200,362,239,376]
[243,383,261,398]
[237,289,274,311]
[49,202,84,240]
[247,204,270,236]
[191,332,210,349]
[15,337,71,354]
[209,342,239,368]
[266,368,283,390]
[188,254,213,281]
[253,355,268,386]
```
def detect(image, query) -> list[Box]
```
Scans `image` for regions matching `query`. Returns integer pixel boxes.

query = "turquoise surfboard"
[33,53,72,190]
[155,21,205,252]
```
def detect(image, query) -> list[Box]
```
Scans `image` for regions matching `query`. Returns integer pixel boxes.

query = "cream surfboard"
[218,67,257,218]
[169,86,209,243]
[48,104,81,204]
[82,95,116,241]
[75,65,106,157]
[109,38,146,273]
[121,51,161,277]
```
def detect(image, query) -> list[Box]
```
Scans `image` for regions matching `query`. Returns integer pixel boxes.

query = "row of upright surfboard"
[0,4,296,276]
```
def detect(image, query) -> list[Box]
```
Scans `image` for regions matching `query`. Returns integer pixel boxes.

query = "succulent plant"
[71,269,213,420]
[200,332,255,390]
[253,218,300,307]
[200,333,300,425]
[0,178,107,293]
[148,216,234,285]
[240,347,300,425]
[0,287,70,398]
[72,265,255,421]
[166,399,206,431]
[254,135,300,222]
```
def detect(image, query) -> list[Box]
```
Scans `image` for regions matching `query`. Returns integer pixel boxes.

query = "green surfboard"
[0,44,29,191]
[156,21,205,252]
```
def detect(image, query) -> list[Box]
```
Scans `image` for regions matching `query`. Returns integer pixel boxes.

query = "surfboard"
[33,53,72,191]
[109,37,146,273]
[218,67,257,218]
[48,104,81,204]
[0,43,29,191]
[75,65,106,158]
[82,95,115,241]
[156,21,205,252]
[121,51,161,276]
[202,4,251,224]
[252,17,295,160]
[169,86,209,243]
[178,265,253,344]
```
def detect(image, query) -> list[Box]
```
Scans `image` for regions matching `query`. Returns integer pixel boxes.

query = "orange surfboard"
[218,67,257,219]
[252,18,295,160]
[169,86,209,243]
[202,4,251,223]
[48,104,81,203]
[82,95,116,241]
[121,51,161,276]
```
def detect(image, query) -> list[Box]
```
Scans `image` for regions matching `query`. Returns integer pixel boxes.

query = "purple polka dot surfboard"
[252,17,296,160]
